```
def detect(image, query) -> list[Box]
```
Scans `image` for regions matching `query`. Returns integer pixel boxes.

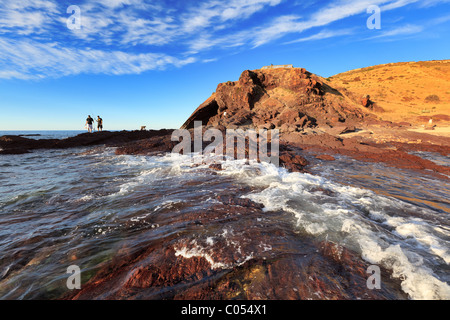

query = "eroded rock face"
[181,68,371,132]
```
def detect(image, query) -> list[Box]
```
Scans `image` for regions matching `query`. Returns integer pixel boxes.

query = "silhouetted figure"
[86,115,94,133]
[96,116,103,132]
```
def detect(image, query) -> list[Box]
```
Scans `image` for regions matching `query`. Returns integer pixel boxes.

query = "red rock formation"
[316,154,336,161]
[181,68,373,132]
[279,150,309,172]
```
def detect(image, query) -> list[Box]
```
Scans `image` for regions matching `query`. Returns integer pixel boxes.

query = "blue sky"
[0,0,449,130]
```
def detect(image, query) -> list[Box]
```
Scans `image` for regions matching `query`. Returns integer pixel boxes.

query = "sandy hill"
[182,60,450,135]
[327,60,450,126]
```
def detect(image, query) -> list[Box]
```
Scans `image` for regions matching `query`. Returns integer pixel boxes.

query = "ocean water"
[0,131,86,140]
[0,132,449,300]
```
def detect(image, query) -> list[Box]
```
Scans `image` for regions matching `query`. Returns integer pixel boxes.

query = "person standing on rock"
[96,116,103,132]
[86,115,94,133]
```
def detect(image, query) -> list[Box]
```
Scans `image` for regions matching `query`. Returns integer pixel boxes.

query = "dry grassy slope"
[327,60,450,126]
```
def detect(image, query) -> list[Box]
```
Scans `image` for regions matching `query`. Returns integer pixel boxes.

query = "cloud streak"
[284,28,355,44]
[0,0,447,79]
[368,24,424,39]
[0,38,196,79]
[0,0,60,35]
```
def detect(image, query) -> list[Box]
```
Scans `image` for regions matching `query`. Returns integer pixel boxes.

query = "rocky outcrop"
[281,129,450,178]
[0,130,173,155]
[181,68,373,132]
[361,95,373,109]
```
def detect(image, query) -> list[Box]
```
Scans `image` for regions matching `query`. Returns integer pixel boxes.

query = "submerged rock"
[63,190,407,300]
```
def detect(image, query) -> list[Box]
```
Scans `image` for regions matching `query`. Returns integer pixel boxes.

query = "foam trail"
[217,161,450,300]
[99,151,450,299]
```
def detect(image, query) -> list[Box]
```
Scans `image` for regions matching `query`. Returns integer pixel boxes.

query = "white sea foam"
[174,240,255,270]
[110,153,226,196]
[215,160,450,300]
[70,194,95,203]
[174,240,229,270]
[111,151,450,299]
[174,226,258,270]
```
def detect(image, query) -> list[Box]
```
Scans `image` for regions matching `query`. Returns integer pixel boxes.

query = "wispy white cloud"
[428,14,450,25]
[69,0,283,47]
[251,15,305,47]
[380,0,419,11]
[202,58,219,63]
[254,0,409,44]
[95,0,142,9]
[199,0,432,49]
[60,0,174,45]
[368,24,424,39]
[419,0,450,7]
[0,0,447,79]
[284,28,355,44]
[0,38,196,79]
[0,0,60,35]
[180,0,282,33]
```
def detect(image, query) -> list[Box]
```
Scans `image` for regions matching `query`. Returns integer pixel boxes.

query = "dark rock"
[208,163,223,171]
[0,130,174,155]
[315,154,336,161]
[361,95,373,109]
[279,150,309,172]
[339,126,357,134]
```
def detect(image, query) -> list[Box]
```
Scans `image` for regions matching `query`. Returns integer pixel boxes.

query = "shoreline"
[407,126,450,137]
[1,125,449,179]
[2,125,448,301]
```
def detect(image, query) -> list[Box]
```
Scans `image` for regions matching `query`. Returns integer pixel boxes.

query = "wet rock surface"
[281,129,450,179]
[64,190,407,300]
